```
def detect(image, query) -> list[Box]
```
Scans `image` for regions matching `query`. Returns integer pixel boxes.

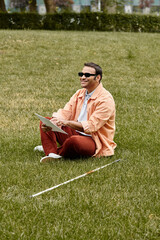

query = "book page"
[35,113,68,135]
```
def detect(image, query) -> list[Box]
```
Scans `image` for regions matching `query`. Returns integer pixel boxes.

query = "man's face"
[79,66,100,93]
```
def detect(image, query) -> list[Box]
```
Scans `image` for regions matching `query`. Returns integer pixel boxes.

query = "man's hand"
[42,117,84,133]
[51,117,68,127]
[51,117,84,132]
[41,116,64,132]
[41,123,52,132]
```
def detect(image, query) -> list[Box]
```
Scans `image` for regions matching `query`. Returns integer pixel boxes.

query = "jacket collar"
[78,83,103,99]
[90,83,103,99]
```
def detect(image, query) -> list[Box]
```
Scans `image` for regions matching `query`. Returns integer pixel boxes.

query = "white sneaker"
[34,145,44,152]
[40,153,62,163]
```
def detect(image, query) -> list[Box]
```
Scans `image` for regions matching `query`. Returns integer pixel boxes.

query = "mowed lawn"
[0,30,160,240]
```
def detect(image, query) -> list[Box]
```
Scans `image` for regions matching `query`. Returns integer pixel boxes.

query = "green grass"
[0,30,160,240]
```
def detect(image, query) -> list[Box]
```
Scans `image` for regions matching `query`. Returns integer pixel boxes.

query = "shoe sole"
[40,156,60,163]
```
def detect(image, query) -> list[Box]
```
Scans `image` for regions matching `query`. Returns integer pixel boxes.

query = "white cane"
[30,159,121,198]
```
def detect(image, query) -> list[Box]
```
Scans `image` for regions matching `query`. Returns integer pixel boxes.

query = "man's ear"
[95,74,101,83]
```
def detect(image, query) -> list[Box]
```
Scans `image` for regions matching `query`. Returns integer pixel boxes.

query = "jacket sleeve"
[81,97,115,134]
[52,91,79,120]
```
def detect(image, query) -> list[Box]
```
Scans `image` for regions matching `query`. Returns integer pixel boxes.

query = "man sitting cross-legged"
[34,62,116,163]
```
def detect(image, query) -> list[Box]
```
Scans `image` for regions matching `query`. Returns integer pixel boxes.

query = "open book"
[35,113,68,135]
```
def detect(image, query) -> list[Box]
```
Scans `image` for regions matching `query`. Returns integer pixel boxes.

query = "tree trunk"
[0,0,7,12]
[29,0,37,12]
[101,0,117,13]
[44,0,56,13]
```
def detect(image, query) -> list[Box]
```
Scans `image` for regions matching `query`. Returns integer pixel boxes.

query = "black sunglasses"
[78,72,96,78]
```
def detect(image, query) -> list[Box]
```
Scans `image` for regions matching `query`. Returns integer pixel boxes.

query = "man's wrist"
[65,120,70,127]
[65,120,83,132]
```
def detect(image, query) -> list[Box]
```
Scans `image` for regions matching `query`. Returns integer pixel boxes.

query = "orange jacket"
[53,83,117,157]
